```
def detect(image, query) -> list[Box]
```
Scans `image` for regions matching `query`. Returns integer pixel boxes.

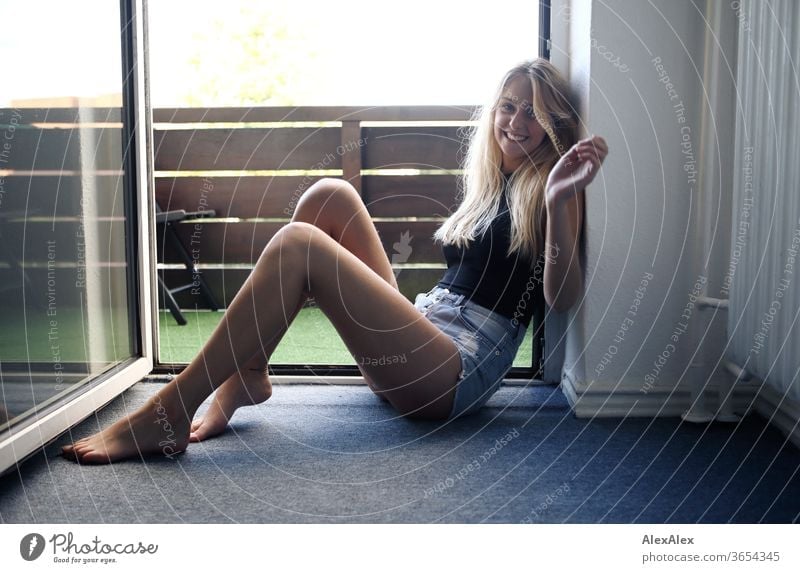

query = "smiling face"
[493,74,548,174]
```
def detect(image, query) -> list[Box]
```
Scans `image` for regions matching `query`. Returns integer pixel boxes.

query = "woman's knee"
[294,178,362,223]
[256,222,324,294]
[311,177,359,198]
[262,222,321,269]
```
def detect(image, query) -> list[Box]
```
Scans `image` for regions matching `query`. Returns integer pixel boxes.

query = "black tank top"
[436,180,545,327]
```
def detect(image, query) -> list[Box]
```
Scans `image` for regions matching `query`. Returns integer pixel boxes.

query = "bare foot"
[189,367,272,442]
[61,387,191,464]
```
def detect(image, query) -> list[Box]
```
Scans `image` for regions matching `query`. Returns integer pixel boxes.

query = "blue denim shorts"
[413,286,526,420]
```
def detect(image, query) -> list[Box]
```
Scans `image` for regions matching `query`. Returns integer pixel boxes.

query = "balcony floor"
[1,381,799,523]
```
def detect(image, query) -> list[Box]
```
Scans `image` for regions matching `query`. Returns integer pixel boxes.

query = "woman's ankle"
[153,379,200,423]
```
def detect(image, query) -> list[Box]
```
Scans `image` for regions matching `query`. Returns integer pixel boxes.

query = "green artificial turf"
[158,307,350,365]
[158,308,534,367]
[1,306,132,363]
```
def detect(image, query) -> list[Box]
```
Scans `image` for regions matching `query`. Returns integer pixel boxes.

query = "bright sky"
[0,0,122,105]
[1,0,540,107]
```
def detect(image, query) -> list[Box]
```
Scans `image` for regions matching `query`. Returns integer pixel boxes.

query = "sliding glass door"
[0,0,154,473]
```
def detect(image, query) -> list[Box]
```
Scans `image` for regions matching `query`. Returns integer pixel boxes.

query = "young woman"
[63,58,608,464]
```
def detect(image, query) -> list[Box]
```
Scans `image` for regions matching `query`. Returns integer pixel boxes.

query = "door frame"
[0,0,155,475]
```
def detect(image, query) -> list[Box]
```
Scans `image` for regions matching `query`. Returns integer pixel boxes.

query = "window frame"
[152,1,551,381]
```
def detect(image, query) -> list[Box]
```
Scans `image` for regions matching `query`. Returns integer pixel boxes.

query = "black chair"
[156,203,221,325]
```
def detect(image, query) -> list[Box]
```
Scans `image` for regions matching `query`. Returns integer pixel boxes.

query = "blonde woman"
[63,59,608,463]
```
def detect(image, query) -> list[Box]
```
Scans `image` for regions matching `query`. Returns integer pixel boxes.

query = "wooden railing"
[0,107,127,311]
[153,106,478,307]
[0,106,478,309]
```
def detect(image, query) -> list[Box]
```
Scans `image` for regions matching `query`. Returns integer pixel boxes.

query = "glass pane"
[0,0,135,431]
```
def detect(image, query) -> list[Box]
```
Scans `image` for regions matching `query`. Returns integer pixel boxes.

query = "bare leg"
[188,362,272,443]
[285,179,398,397]
[62,220,459,463]
[191,179,396,441]
[186,317,284,443]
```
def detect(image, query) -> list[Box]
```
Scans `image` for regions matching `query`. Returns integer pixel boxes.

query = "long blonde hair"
[434,59,579,262]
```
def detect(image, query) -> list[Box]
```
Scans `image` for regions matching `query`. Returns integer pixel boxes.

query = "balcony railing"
[153,105,478,305]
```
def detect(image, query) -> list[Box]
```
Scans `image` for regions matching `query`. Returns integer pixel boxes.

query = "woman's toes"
[189,425,209,443]
[62,440,88,459]
[74,445,91,457]
[189,417,209,441]
[189,420,204,441]
[79,450,110,465]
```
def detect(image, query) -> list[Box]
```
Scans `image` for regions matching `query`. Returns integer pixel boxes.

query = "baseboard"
[144,375,550,387]
[753,384,800,450]
[560,369,761,419]
[145,374,370,385]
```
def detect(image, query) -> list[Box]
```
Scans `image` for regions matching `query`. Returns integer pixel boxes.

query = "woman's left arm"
[543,135,609,312]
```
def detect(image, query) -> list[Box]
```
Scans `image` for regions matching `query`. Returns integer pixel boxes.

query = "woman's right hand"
[545,135,608,207]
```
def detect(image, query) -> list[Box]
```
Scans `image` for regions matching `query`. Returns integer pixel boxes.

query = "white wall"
[551,0,741,415]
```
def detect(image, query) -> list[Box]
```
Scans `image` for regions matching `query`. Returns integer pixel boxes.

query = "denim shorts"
[413,286,526,420]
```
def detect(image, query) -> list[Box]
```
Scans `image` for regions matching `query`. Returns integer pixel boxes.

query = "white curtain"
[728,0,800,400]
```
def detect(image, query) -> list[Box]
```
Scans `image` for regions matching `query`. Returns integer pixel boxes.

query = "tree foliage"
[181,5,319,106]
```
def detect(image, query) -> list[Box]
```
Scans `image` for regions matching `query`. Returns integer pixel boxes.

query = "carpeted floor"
[1,382,798,523]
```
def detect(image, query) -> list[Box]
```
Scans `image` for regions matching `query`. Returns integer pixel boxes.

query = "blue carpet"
[1,382,798,523]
